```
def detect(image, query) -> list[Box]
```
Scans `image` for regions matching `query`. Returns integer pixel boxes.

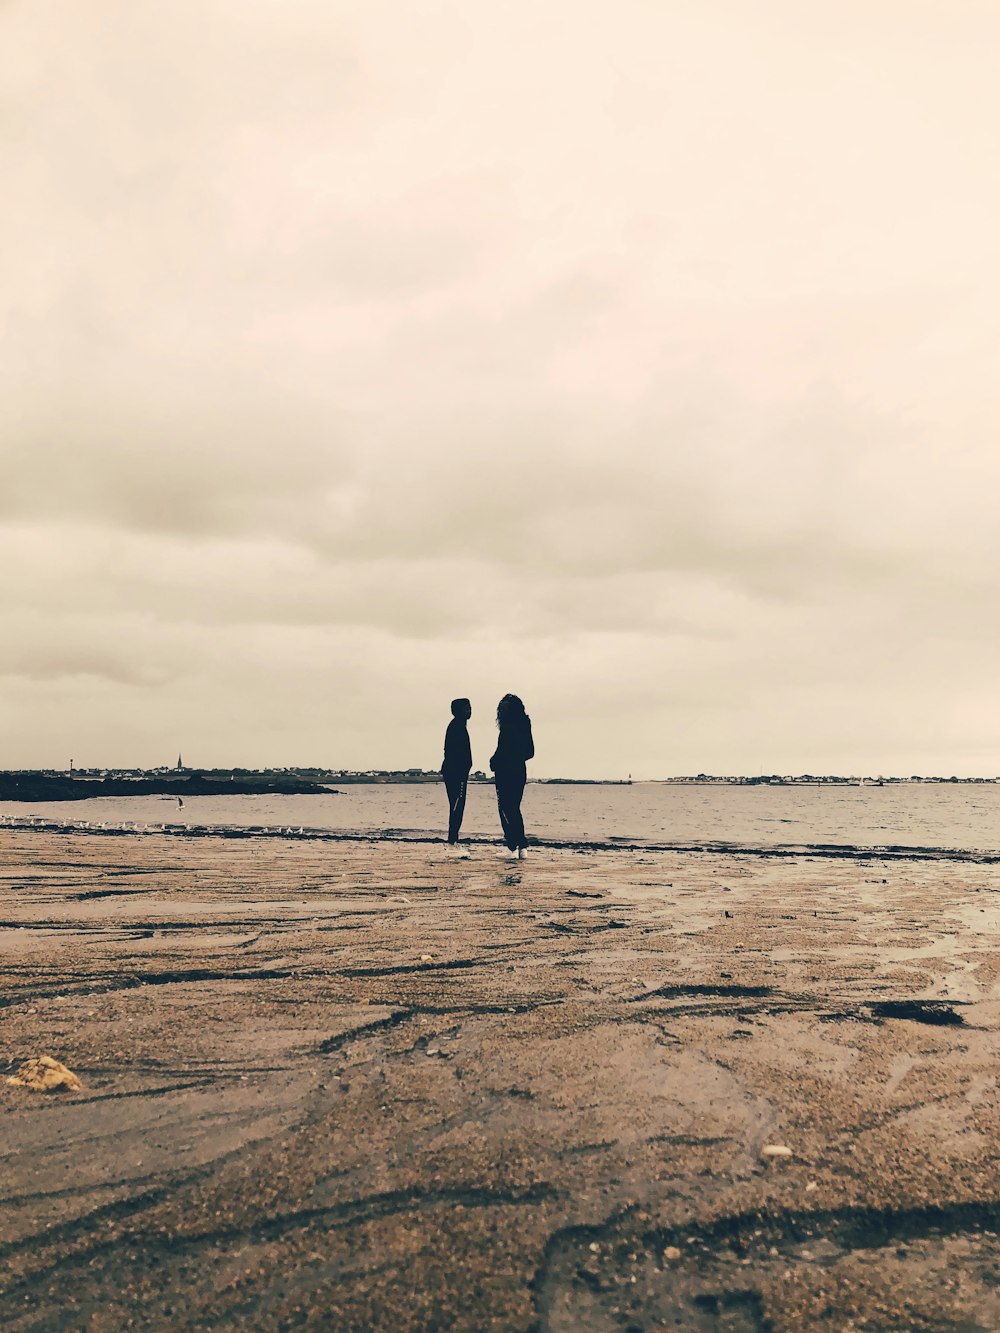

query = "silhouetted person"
[441,698,472,846]
[490,694,534,857]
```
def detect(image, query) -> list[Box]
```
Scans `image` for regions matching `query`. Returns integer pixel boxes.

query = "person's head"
[450,697,472,721]
[496,693,527,728]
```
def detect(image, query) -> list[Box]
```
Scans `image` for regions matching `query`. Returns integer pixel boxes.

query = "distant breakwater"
[0,775,335,802]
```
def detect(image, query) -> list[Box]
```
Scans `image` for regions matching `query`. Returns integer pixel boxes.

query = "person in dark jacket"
[441,698,473,846]
[490,694,534,857]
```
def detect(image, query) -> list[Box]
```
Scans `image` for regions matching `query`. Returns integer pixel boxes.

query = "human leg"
[444,774,467,843]
[507,773,526,849]
[495,773,526,851]
[495,777,516,850]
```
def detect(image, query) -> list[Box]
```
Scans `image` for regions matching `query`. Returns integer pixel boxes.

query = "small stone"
[663,1246,681,1261]
[7,1056,83,1092]
[589,1242,600,1253]
[761,1144,793,1159]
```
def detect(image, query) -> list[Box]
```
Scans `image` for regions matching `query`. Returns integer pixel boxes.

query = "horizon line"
[2,767,1000,784]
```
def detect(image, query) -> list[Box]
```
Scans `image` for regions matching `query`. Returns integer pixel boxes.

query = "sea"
[3,781,1000,857]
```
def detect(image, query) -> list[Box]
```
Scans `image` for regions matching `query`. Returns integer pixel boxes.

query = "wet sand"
[2,829,1000,1331]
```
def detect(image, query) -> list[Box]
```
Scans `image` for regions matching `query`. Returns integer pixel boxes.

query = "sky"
[3,0,1000,778]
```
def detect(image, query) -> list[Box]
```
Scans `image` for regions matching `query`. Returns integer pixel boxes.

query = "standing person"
[441,698,473,849]
[490,694,534,858]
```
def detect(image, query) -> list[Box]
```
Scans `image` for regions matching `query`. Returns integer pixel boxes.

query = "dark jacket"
[442,718,472,777]
[490,717,534,775]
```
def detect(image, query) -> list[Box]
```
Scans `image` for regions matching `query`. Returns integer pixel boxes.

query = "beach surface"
[2,828,999,1331]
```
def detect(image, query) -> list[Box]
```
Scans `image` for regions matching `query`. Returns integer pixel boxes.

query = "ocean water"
[3,781,1000,854]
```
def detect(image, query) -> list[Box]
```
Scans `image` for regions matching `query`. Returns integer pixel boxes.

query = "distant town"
[1,761,999,800]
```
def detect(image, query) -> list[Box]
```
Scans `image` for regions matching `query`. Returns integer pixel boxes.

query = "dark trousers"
[495,770,527,850]
[443,772,468,843]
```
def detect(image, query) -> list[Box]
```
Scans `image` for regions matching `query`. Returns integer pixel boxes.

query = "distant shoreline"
[0,772,997,804]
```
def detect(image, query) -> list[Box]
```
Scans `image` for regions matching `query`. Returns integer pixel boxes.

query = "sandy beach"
[2,828,1000,1331]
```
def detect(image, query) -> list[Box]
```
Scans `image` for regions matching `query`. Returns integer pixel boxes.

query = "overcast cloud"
[3,1,1000,776]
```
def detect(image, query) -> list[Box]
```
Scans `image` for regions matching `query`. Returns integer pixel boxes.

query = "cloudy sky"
[3,1,1000,777]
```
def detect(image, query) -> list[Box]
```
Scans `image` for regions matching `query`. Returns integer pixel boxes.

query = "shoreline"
[2,817,1000,865]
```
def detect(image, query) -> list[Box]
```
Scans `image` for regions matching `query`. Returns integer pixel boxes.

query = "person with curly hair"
[490,693,534,858]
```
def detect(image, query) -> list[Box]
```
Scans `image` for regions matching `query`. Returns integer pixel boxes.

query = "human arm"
[444,720,473,775]
[442,720,457,775]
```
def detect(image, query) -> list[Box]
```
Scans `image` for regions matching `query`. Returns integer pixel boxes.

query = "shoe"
[517,847,528,860]
[496,848,519,860]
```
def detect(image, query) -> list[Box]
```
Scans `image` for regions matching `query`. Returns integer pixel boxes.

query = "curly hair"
[496,693,527,728]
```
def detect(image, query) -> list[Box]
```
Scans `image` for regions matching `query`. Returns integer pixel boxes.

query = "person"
[441,698,473,848]
[490,694,534,858]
